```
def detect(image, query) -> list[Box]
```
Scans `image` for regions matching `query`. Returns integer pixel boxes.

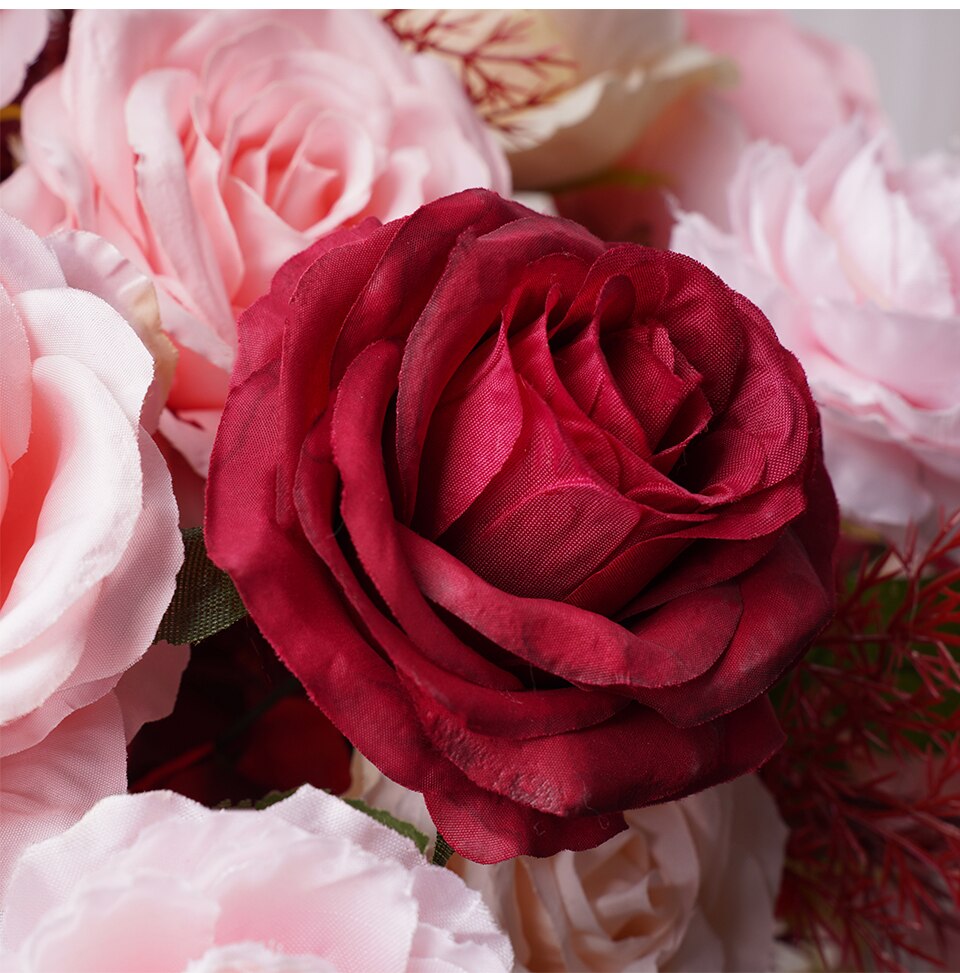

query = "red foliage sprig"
[765,513,960,971]
[381,9,576,134]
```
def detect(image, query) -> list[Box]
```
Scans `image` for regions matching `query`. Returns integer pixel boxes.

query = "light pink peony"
[672,124,960,540]
[0,786,513,973]
[0,11,49,108]
[0,10,511,476]
[0,211,185,891]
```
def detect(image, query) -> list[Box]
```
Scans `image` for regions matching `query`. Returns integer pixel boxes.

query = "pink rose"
[0,11,49,107]
[684,11,883,161]
[0,787,513,972]
[1,648,187,899]
[554,11,883,249]
[672,124,960,540]
[0,10,510,475]
[0,212,185,890]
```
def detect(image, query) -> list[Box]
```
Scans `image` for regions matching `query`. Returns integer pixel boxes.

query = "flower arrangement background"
[0,9,958,973]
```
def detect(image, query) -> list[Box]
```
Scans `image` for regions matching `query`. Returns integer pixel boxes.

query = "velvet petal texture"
[206,189,838,863]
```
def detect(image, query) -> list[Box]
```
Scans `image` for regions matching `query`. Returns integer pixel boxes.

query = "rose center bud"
[408,273,718,618]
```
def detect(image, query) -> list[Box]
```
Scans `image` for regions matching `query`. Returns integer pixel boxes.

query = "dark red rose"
[206,189,837,863]
[128,623,352,805]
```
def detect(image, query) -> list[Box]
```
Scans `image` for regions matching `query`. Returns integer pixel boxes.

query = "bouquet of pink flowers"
[1,10,957,972]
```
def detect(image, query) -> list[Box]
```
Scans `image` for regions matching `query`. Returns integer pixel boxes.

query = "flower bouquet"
[1,9,957,973]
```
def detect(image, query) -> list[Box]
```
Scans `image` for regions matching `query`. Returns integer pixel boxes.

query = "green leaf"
[215,788,299,811]
[431,833,454,868]
[155,527,247,645]
[343,798,430,856]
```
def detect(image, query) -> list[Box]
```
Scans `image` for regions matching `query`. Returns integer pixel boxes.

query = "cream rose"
[348,756,787,972]
[453,776,786,972]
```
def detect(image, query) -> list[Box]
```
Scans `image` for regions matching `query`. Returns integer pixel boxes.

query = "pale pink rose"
[0,11,49,108]
[0,646,187,898]
[0,787,514,973]
[684,12,884,162]
[452,776,786,973]
[554,11,883,249]
[0,211,184,890]
[672,123,960,542]
[0,10,510,476]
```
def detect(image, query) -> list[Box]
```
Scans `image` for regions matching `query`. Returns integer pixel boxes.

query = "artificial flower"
[0,212,184,890]
[672,123,960,541]
[1,647,187,897]
[454,775,787,972]
[554,10,883,248]
[0,11,48,108]
[205,188,837,863]
[0,787,513,972]
[684,11,883,161]
[349,757,788,971]
[0,9,510,475]
[387,9,728,190]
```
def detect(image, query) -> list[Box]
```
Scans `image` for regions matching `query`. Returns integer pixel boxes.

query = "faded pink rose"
[0,211,184,891]
[0,10,510,476]
[0,11,49,108]
[348,758,786,973]
[672,124,960,541]
[555,11,883,249]
[0,787,513,973]
[453,776,786,972]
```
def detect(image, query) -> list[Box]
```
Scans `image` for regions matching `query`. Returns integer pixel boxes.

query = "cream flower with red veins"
[1,10,510,475]
[385,10,729,191]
